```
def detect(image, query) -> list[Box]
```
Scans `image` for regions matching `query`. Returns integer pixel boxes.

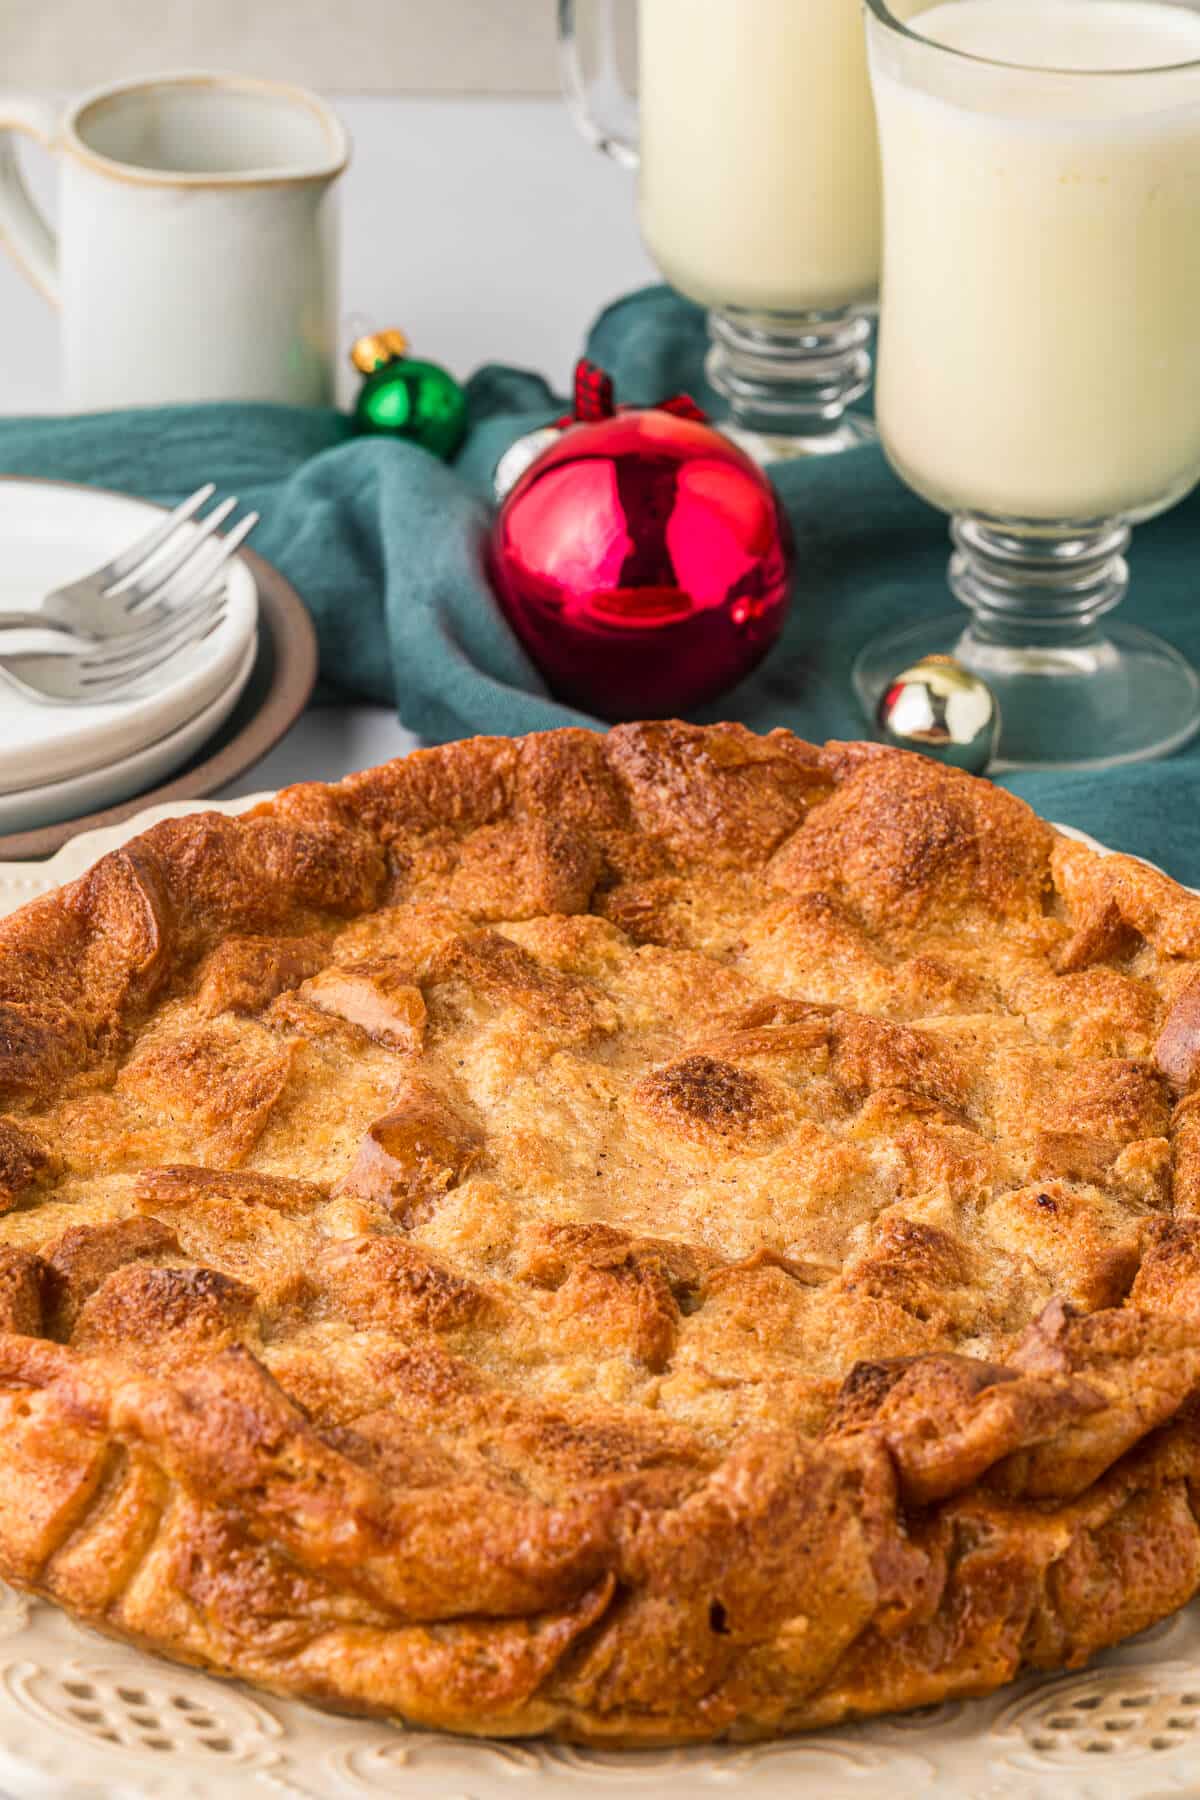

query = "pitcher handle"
[0,96,60,304]
[558,0,640,169]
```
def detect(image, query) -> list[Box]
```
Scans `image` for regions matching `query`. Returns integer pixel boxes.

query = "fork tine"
[117,496,240,609]
[120,582,223,637]
[79,607,228,691]
[98,484,216,586]
[138,511,260,614]
[81,593,226,676]
[79,598,223,678]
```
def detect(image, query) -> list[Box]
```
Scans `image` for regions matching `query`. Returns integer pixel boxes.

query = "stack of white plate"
[0,481,259,835]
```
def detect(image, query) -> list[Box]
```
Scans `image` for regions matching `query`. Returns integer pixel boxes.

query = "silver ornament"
[875,654,1000,774]
[493,425,564,503]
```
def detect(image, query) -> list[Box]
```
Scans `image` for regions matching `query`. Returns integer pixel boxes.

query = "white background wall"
[1,0,564,94]
[0,4,658,409]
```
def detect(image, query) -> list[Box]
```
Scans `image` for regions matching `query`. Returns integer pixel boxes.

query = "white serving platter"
[0,798,1194,1800]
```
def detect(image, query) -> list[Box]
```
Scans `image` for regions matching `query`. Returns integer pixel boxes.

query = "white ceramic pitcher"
[0,71,348,410]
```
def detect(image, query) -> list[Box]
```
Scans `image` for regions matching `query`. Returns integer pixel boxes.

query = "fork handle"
[0,646,90,663]
[0,610,84,636]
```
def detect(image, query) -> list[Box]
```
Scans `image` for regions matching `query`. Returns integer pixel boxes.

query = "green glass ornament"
[350,329,468,461]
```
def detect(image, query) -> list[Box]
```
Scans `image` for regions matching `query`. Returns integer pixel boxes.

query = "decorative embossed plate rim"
[0,795,1195,1800]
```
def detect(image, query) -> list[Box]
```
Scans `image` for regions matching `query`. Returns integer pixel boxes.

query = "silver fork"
[0,485,258,642]
[0,589,228,703]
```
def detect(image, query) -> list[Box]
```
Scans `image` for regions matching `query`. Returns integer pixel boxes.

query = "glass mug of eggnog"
[855,0,1200,768]
[559,0,914,459]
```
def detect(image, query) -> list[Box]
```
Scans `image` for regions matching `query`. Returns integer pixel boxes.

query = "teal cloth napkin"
[1,284,1198,880]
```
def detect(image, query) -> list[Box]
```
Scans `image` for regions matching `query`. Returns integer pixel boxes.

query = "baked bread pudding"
[1,722,1199,1744]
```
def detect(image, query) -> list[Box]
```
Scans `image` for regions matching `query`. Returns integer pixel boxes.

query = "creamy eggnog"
[639,0,915,312]
[872,0,1200,521]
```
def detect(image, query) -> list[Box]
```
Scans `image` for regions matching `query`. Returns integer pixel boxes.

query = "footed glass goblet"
[559,0,892,461]
[854,0,1200,769]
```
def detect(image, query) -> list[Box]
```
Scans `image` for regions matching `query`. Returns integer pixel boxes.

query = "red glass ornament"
[488,408,792,721]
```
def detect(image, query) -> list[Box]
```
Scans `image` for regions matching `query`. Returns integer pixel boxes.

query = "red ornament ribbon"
[554,358,707,429]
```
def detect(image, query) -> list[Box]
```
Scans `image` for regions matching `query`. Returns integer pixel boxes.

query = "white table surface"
[0,94,657,801]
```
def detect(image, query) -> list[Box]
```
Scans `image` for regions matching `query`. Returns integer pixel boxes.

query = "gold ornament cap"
[351,329,410,375]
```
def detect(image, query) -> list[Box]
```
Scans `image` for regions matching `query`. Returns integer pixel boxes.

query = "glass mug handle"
[557,0,640,170]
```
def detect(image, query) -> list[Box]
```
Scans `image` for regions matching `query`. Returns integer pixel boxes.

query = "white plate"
[0,480,258,793]
[0,634,256,835]
[0,803,1192,1800]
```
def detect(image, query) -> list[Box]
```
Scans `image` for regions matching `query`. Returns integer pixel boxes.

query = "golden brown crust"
[2,722,1200,1742]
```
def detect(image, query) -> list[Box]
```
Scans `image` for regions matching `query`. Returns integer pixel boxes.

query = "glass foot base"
[853,614,1200,771]
[722,413,878,465]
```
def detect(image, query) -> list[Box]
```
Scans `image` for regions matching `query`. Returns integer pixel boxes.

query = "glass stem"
[705,306,874,452]
[949,514,1130,666]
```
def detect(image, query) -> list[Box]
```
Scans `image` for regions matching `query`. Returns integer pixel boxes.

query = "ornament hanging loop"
[558,358,707,429]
